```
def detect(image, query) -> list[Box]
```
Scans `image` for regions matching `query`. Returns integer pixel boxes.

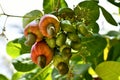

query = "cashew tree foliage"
[1,0,120,80]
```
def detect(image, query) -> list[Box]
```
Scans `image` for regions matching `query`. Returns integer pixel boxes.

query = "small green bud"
[77,24,89,36]
[56,32,66,47]
[71,40,81,50]
[67,32,80,42]
[57,62,69,75]
[61,20,75,32]
[53,55,69,68]
[45,38,56,48]
[60,45,72,59]
[58,7,74,19]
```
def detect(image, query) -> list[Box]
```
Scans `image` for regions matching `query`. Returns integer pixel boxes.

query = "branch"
[0,4,25,18]
[0,13,35,18]
[0,4,5,14]
[0,13,24,18]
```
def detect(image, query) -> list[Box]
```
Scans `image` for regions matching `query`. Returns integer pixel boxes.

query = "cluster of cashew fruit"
[24,14,91,75]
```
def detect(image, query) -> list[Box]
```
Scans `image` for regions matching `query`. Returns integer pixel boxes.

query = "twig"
[0,16,8,40]
[3,16,8,31]
[0,4,33,18]
[0,4,5,14]
[0,13,24,18]
[0,13,35,18]
[0,4,25,18]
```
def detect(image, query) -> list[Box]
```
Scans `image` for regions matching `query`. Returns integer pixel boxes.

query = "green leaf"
[20,65,52,80]
[18,36,31,54]
[19,69,43,80]
[73,71,93,80]
[12,53,36,72]
[95,61,120,80]
[100,6,118,26]
[6,37,31,58]
[71,54,82,63]
[107,42,120,61]
[6,39,21,58]
[12,72,23,80]
[117,57,120,62]
[119,8,120,14]
[52,68,60,80]
[75,35,106,67]
[20,72,41,80]
[23,10,43,27]
[83,71,93,80]
[87,22,99,33]
[81,34,107,58]
[106,31,120,37]
[72,64,92,80]
[59,0,68,8]
[43,0,68,14]
[112,43,120,60]
[107,0,120,7]
[0,74,8,80]
[28,63,52,80]
[73,64,91,75]
[74,1,99,23]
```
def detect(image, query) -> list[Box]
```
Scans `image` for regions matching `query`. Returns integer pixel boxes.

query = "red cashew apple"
[39,14,60,38]
[31,41,53,68]
[24,21,43,46]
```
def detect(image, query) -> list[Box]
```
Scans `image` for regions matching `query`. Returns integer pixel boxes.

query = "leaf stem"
[56,0,60,13]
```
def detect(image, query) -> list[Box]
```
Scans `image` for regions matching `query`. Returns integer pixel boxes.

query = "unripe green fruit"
[53,55,69,75]
[53,55,63,68]
[71,40,81,50]
[45,38,56,48]
[67,32,80,42]
[53,55,69,68]
[60,20,75,32]
[58,7,74,19]
[60,45,72,59]
[77,24,89,36]
[56,32,66,47]
[77,23,93,37]
[57,62,69,75]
